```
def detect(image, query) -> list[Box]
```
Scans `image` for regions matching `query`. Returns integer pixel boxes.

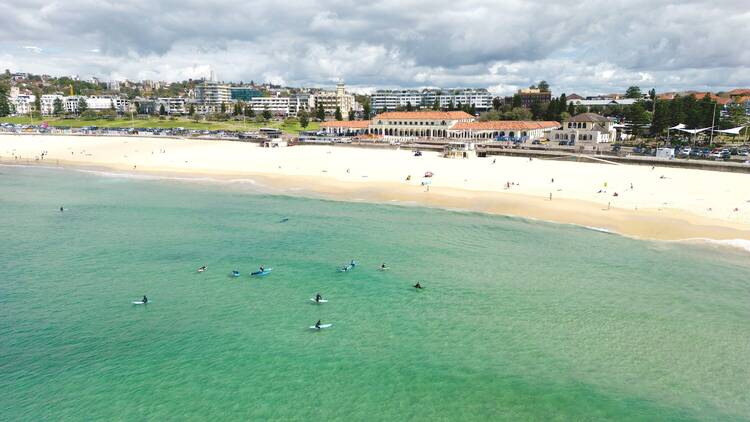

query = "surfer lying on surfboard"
[414,282,422,289]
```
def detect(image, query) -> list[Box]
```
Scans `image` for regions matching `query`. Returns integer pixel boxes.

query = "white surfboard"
[132,301,149,305]
[310,298,329,303]
[310,324,332,329]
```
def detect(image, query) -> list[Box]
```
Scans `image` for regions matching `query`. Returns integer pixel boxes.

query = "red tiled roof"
[319,120,371,128]
[374,111,474,120]
[450,121,560,131]
[728,89,750,96]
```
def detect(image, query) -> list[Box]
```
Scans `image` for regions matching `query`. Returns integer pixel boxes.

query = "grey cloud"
[0,0,748,94]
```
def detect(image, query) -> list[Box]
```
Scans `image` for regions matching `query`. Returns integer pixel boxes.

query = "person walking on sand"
[549,192,552,201]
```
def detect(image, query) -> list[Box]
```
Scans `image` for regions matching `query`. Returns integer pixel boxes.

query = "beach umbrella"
[424,171,434,178]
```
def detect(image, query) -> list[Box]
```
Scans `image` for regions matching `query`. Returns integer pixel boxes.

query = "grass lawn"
[0,116,320,134]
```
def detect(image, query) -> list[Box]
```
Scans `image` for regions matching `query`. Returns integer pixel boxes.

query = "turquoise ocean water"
[1,165,749,421]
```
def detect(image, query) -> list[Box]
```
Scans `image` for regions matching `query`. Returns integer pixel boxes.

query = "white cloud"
[22,46,43,54]
[0,0,748,95]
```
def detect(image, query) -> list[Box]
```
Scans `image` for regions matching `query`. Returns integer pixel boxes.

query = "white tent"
[716,126,746,135]
[676,127,713,135]
[669,123,686,130]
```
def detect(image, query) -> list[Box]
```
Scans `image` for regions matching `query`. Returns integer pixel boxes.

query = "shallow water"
[1,165,749,421]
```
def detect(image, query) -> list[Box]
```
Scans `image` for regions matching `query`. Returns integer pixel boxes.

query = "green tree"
[0,85,10,117]
[492,97,502,110]
[625,101,650,139]
[567,102,576,116]
[316,102,325,120]
[247,106,256,118]
[538,80,550,92]
[262,107,272,121]
[189,104,195,116]
[299,110,309,128]
[530,102,543,120]
[625,86,643,99]
[348,109,355,120]
[362,102,371,119]
[650,100,670,136]
[448,99,454,111]
[334,106,342,121]
[511,94,522,108]
[33,93,42,117]
[53,97,64,115]
[77,97,88,114]
[469,104,476,116]
[433,98,440,110]
[406,101,413,112]
[220,102,226,114]
[159,104,166,116]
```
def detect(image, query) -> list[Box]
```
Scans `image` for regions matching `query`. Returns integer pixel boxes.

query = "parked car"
[739,149,749,157]
[679,147,691,157]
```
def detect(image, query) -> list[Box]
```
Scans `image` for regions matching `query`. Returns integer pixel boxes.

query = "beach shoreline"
[2,134,750,246]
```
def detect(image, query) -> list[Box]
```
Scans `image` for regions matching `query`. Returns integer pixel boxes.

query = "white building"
[10,94,35,115]
[85,96,118,111]
[446,121,560,141]
[40,94,63,115]
[288,93,315,116]
[370,90,423,111]
[196,82,231,107]
[547,113,615,145]
[371,88,493,112]
[155,97,187,115]
[249,96,291,116]
[63,96,84,114]
[368,111,475,140]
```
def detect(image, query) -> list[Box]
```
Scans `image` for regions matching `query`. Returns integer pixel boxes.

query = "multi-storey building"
[155,97,187,115]
[40,94,63,115]
[196,82,231,107]
[289,93,315,116]
[505,88,551,108]
[249,96,291,116]
[63,96,84,114]
[314,82,356,116]
[370,90,423,111]
[10,94,35,115]
[371,88,493,112]
[230,87,263,102]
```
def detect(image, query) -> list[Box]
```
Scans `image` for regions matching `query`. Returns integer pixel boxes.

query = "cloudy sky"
[1,0,748,95]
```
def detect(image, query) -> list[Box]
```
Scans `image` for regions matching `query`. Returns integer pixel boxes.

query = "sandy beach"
[2,134,749,244]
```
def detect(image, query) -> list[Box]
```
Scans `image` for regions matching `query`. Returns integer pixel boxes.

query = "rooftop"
[451,121,560,131]
[568,113,610,123]
[319,120,371,128]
